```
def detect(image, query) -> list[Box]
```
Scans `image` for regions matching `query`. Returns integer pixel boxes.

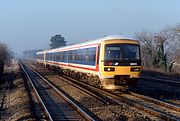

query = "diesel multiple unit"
[35,35,142,89]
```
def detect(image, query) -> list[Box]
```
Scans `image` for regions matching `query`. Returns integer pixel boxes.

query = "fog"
[0,0,180,54]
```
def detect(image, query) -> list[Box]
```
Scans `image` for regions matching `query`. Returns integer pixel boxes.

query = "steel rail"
[58,73,179,121]
[29,63,113,105]
[26,63,96,121]
[140,76,180,85]
[19,61,53,121]
[28,61,180,121]
[52,76,111,105]
[129,91,180,112]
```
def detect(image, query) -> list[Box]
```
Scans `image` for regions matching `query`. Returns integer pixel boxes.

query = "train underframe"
[38,62,138,90]
[102,75,138,89]
[44,63,101,87]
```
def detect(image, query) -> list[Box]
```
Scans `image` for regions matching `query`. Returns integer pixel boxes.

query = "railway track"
[19,61,96,121]
[60,76,180,121]
[26,61,119,106]
[140,76,180,85]
[28,63,116,105]
[61,76,180,121]
[26,61,180,120]
[129,91,180,112]
[136,76,180,106]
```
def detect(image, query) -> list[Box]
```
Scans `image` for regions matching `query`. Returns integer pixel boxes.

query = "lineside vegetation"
[135,24,180,73]
[0,43,12,78]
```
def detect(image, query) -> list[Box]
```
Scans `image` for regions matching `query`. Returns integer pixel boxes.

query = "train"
[35,35,142,89]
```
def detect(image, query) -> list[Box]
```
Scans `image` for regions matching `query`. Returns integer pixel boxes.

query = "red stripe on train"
[47,61,99,72]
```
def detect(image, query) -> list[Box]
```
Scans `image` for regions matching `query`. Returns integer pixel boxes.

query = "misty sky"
[0,0,180,54]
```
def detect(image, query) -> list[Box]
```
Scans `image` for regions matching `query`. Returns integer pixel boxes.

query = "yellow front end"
[99,39,142,89]
[102,66,142,79]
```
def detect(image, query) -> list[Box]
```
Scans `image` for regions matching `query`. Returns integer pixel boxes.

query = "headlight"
[104,67,115,72]
[130,67,141,72]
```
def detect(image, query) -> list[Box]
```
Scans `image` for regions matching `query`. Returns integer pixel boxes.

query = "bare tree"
[154,28,175,71]
[135,32,160,68]
[0,43,9,76]
[135,24,180,72]
[171,24,180,71]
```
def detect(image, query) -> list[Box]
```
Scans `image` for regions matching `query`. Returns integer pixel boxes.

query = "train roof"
[98,35,137,41]
[36,35,138,54]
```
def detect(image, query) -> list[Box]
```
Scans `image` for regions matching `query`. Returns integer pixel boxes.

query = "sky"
[0,0,180,54]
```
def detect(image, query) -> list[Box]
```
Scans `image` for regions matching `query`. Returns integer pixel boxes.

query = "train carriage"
[36,35,142,89]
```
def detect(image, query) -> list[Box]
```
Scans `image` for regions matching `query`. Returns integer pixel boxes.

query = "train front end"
[100,39,142,89]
